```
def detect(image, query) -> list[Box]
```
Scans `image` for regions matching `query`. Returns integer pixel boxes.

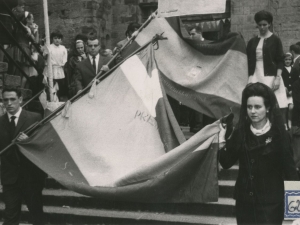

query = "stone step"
[0,186,236,218]
[0,201,237,225]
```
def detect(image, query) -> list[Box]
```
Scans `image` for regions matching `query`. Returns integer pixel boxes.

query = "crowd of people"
[1,0,300,224]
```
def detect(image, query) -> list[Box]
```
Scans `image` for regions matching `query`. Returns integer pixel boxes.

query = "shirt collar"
[89,54,99,60]
[250,119,271,136]
[7,107,22,120]
[294,55,300,62]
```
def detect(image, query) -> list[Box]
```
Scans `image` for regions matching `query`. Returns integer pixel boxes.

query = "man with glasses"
[74,33,113,93]
[0,86,46,225]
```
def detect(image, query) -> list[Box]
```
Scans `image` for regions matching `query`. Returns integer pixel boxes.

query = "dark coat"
[290,56,300,83]
[74,53,113,92]
[219,126,298,204]
[0,109,45,185]
[282,67,293,93]
[247,34,284,76]
[292,79,300,127]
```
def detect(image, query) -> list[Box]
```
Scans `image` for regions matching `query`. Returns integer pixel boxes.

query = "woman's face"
[284,57,293,67]
[257,20,270,36]
[247,96,268,127]
[26,14,34,25]
[53,37,62,46]
[76,42,85,55]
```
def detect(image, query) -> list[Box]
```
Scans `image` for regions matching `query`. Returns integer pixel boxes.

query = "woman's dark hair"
[237,82,284,140]
[50,31,63,40]
[254,10,273,24]
[125,22,141,37]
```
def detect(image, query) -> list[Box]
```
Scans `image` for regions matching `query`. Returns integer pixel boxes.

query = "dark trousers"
[236,200,284,225]
[3,179,45,225]
[54,78,67,99]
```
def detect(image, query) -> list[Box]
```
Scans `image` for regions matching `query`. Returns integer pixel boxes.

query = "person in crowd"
[113,22,141,63]
[67,33,88,61]
[113,22,140,54]
[0,86,46,225]
[281,52,294,130]
[219,82,298,225]
[247,10,287,113]
[291,45,300,170]
[74,33,112,93]
[43,31,68,100]
[12,0,25,21]
[8,11,39,88]
[67,39,87,97]
[28,44,45,94]
[189,27,205,42]
[290,44,300,81]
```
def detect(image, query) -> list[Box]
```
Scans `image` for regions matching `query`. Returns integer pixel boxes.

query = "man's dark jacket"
[0,109,45,185]
[74,53,113,92]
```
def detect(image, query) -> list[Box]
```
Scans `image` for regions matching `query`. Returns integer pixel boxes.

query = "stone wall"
[231,0,300,52]
[25,0,299,52]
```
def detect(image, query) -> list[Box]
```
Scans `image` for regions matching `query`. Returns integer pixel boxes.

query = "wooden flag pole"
[94,10,158,80]
[0,33,166,156]
[43,0,53,101]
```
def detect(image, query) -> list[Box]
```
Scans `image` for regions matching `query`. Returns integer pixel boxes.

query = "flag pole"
[95,10,158,80]
[0,33,166,156]
[43,0,53,102]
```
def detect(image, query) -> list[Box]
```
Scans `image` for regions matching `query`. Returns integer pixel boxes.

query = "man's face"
[3,91,22,115]
[87,39,100,57]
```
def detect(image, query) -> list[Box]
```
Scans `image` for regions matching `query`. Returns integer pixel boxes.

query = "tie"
[92,56,96,72]
[9,116,16,140]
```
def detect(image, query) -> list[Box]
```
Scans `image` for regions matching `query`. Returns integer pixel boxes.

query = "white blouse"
[43,44,68,79]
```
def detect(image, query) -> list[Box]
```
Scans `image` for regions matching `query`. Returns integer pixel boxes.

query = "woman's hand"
[272,76,280,91]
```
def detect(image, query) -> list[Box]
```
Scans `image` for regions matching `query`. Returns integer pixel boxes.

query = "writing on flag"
[17,45,221,202]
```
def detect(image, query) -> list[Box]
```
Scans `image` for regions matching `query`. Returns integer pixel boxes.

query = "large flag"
[17,45,222,203]
[122,17,248,123]
[158,0,227,17]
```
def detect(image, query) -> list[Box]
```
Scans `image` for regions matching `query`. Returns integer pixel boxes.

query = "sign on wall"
[158,0,226,18]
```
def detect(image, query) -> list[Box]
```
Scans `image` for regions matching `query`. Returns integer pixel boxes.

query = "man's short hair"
[290,44,300,54]
[125,23,141,36]
[50,31,63,40]
[2,86,22,97]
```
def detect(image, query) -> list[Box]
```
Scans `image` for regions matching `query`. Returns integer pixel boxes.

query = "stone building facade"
[26,0,299,51]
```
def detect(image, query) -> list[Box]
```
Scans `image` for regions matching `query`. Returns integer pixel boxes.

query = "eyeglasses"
[87,44,99,48]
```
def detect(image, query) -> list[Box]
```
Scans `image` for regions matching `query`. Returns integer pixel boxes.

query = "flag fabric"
[158,0,227,18]
[122,17,248,123]
[17,45,222,203]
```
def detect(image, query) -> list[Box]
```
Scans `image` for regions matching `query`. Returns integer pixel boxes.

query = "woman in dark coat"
[219,82,298,225]
[247,10,287,110]
[67,39,87,97]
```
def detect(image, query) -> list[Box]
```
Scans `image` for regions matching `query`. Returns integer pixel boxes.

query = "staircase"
[0,125,241,225]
